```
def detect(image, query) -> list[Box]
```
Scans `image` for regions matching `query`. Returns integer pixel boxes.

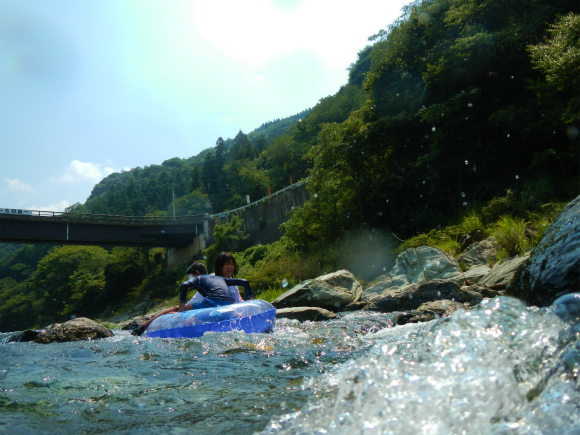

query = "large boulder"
[272,270,362,311]
[361,246,463,300]
[10,317,114,344]
[510,196,580,306]
[364,279,482,313]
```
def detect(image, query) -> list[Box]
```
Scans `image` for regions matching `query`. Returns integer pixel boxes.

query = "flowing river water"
[1,296,579,435]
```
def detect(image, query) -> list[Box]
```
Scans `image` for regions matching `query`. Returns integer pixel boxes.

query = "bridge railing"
[0,208,207,225]
[210,180,308,218]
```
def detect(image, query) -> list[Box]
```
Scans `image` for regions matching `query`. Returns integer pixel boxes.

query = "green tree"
[30,246,112,324]
[202,216,249,271]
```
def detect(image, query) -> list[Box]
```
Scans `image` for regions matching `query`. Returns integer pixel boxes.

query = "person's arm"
[224,278,253,299]
[179,278,199,310]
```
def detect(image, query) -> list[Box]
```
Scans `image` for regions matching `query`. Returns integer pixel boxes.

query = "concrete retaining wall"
[209,181,309,247]
[167,182,309,268]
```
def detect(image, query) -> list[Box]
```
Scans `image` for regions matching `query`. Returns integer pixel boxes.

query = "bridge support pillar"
[166,216,211,269]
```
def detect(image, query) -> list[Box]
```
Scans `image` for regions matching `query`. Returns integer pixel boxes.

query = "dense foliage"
[285,0,579,249]
[1,0,578,332]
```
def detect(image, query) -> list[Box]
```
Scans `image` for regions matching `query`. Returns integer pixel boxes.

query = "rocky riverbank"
[8,195,579,344]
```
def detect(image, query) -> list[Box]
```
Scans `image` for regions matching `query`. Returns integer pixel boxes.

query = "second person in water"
[188,252,246,304]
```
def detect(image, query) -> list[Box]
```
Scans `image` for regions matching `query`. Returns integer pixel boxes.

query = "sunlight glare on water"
[259,297,580,435]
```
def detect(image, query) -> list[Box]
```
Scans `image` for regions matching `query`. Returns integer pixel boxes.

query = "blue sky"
[0,0,409,212]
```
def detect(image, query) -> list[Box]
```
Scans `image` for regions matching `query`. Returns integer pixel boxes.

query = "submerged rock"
[510,195,580,306]
[272,269,362,311]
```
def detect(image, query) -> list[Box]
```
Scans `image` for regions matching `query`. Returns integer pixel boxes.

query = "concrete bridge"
[0,181,309,266]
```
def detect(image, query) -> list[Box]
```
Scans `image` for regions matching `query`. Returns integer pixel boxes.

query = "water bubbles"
[282,279,289,288]
[467,103,473,108]
[465,160,469,165]
[515,175,519,180]
[422,180,426,184]
[461,192,466,198]
[463,202,468,206]
[432,126,436,132]
[507,134,510,138]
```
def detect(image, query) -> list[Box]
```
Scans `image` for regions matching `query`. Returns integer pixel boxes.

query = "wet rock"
[549,293,580,323]
[365,279,482,313]
[457,237,499,268]
[510,195,580,306]
[272,270,362,311]
[479,252,531,289]
[31,317,113,344]
[276,307,337,322]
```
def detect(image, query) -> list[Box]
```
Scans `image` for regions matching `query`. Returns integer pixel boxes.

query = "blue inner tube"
[145,299,276,338]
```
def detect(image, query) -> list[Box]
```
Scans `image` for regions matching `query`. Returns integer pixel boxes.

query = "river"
[1,296,579,435]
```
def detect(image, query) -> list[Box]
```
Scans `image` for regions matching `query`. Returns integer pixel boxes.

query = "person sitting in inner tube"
[189,252,245,304]
[133,262,253,335]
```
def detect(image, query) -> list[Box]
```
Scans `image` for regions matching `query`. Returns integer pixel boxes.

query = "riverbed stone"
[276,307,337,322]
[32,317,114,344]
[510,195,580,306]
[479,252,531,289]
[272,269,362,311]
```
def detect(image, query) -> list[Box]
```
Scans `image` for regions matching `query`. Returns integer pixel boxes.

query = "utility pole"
[172,184,176,221]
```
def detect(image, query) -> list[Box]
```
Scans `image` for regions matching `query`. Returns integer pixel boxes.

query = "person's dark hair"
[214,252,236,277]
[186,262,207,276]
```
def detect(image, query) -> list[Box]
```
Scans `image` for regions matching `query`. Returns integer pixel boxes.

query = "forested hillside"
[1,0,578,332]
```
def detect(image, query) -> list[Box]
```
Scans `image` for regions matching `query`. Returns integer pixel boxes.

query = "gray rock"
[272,270,362,311]
[366,279,482,313]
[361,246,462,300]
[389,246,462,284]
[480,252,531,289]
[457,238,499,268]
[446,264,492,286]
[31,317,113,344]
[276,307,337,322]
[510,195,580,306]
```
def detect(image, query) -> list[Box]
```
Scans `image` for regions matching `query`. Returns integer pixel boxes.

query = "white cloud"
[29,200,71,212]
[4,177,34,192]
[57,160,117,183]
